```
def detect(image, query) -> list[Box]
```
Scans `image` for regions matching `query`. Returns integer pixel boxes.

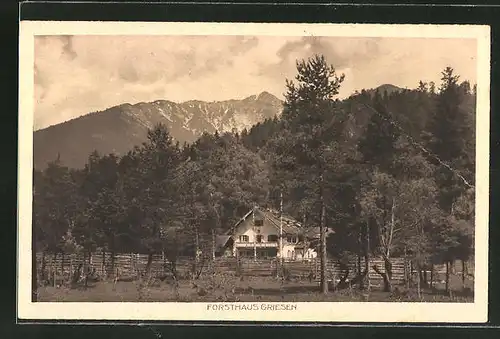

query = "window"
[254,219,264,226]
[268,235,278,242]
[239,235,249,242]
[286,236,297,243]
[256,235,263,243]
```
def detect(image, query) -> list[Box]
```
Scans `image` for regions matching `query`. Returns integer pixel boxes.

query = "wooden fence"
[35,251,472,287]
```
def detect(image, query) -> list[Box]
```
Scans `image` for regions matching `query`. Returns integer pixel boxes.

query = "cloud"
[33,35,477,130]
[255,36,385,97]
[60,35,77,60]
[274,36,381,70]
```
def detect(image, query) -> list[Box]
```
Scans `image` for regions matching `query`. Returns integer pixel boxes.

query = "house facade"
[216,207,330,261]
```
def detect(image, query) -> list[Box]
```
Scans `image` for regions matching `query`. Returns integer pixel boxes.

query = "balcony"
[234,242,278,248]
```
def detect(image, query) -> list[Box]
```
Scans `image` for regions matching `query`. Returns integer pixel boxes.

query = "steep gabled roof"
[226,208,257,235]
[215,235,232,251]
[261,209,302,234]
[226,207,334,237]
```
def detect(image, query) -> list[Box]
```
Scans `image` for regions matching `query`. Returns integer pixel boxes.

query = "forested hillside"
[33,91,282,169]
[33,55,475,292]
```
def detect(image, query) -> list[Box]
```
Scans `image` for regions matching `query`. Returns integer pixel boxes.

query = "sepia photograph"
[18,22,490,322]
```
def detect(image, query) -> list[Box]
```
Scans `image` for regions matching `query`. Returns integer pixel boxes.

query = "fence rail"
[35,251,473,287]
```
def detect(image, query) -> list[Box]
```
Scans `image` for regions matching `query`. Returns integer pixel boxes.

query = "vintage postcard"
[18,21,490,323]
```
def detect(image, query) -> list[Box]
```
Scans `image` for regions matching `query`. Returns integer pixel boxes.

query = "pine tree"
[273,54,346,294]
[116,123,182,276]
[357,90,402,292]
[429,81,436,95]
[428,67,472,212]
[358,89,400,174]
[417,80,428,93]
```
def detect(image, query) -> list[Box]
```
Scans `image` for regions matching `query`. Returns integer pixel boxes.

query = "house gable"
[231,209,279,243]
[226,207,334,243]
[219,207,328,260]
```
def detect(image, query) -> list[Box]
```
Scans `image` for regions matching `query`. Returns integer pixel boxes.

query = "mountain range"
[34,91,284,169]
[33,84,406,170]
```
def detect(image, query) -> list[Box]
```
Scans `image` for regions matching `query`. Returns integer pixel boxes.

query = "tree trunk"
[162,251,166,275]
[85,250,92,287]
[102,249,106,278]
[357,253,362,289]
[419,268,424,288]
[365,220,371,290]
[145,252,154,277]
[111,249,116,278]
[445,261,450,294]
[417,268,421,299]
[195,228,200,273]
[72,263,82,285]
[82,250,87,276]
[462,259,466,290]
[320,173,328,294]
[47,253,53,286]
[418,262,430,289]
[212,229,216,261]
[357,224,366,290]
[70,256,74,283]
[335,261,350,289]
[357,229,362,275]
[40,251,46,284]
[384,256,393,292]
[430,264,434,289]
[60,251,65,283]
[403,248,407,286]
[53,252,58,287]
[373,198,395,293]
[302,212,308,263]
[170,259,178,281]
[373,263,392,292]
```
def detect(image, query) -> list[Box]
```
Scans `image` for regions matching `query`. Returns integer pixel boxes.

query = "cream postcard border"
[18,21,491,323]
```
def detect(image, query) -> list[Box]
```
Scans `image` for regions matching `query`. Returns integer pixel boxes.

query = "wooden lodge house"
[215,206,333,261]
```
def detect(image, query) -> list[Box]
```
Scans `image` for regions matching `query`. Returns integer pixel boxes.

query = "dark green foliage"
[241,117,280,152]
[33,59,475,291]
[33,159,80,253]
[358,89,400,173]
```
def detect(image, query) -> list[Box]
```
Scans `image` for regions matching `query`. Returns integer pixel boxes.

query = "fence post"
[49,254,54,286]
[61,252,65,282]
[53,261,56,288]
[70,255,73,284]
[101,250,105,278]
[162,251,166,275]
[275,258,279,279]
[130,253,134,276]
[367,256,371,291]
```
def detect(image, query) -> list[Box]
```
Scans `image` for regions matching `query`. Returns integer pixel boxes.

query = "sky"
[34,35,477,130]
